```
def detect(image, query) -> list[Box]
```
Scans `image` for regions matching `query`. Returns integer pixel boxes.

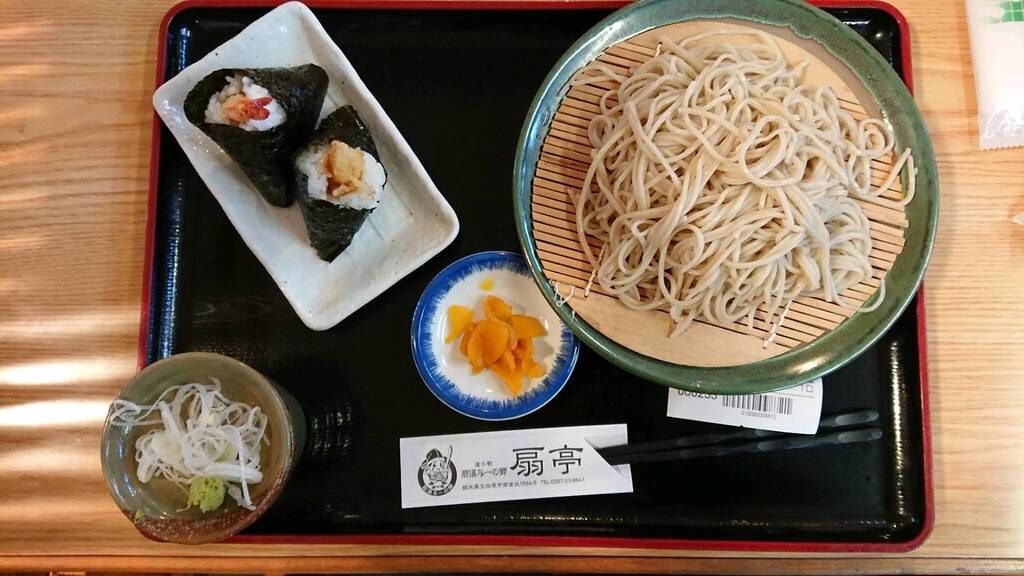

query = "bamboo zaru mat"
[530,21,908,367]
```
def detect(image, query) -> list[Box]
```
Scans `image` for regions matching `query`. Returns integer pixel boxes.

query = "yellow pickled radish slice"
[445,305,474,344]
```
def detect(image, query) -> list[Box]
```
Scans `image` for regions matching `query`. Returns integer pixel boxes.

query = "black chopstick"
[601,427,883,465]
[598,405,880,463]
[597,409,879,461]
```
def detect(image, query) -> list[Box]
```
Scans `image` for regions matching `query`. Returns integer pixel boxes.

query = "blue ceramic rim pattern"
[410,251,580,421]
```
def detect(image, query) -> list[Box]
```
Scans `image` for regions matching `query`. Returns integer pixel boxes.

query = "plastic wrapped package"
[966,0,1024,149]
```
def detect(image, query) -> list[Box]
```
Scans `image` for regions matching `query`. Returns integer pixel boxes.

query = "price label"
[667,379,823,434]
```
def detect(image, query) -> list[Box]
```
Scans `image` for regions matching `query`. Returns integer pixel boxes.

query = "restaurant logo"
[418,446,457,496]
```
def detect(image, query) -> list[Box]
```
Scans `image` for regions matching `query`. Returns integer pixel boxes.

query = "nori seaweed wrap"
[184,64,329,207]
[293,106,387,261]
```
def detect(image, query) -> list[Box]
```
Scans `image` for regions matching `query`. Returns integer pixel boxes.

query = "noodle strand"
[571,31,914,337]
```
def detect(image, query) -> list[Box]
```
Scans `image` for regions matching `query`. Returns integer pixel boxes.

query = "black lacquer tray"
[142,0,932,551]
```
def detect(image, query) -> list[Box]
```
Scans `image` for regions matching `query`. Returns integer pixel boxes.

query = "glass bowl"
[100,352,304,544]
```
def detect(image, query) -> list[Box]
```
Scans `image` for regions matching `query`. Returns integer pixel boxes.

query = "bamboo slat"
[529,20,908,367]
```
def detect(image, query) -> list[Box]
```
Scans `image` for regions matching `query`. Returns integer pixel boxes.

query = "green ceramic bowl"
[100,353,305,544]
[513,0,938,394]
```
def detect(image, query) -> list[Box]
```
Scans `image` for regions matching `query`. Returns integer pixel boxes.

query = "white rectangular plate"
[153,1,459,330]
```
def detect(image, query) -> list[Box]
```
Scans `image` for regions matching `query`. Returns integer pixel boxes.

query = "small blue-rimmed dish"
[411,251,579,421]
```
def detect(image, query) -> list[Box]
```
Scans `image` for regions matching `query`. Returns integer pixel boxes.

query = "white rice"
[204,74,286,131]
[295,143,385,211]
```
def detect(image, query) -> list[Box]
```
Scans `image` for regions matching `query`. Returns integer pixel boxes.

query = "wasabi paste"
[188,476,226,513]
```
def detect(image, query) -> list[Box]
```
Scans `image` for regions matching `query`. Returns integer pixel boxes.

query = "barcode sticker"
[666,379,823,434]
[720,394,794,415]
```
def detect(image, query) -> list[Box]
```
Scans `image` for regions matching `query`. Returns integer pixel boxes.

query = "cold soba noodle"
[572,31,915,339]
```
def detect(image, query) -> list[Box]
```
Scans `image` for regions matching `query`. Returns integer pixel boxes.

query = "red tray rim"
[140,0,934,553]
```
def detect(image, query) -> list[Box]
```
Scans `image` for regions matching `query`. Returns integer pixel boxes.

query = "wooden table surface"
[2,0,1023,573]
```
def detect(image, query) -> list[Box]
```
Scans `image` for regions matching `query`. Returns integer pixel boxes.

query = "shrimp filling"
[204,74,287,131]
[295,140,386,211]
